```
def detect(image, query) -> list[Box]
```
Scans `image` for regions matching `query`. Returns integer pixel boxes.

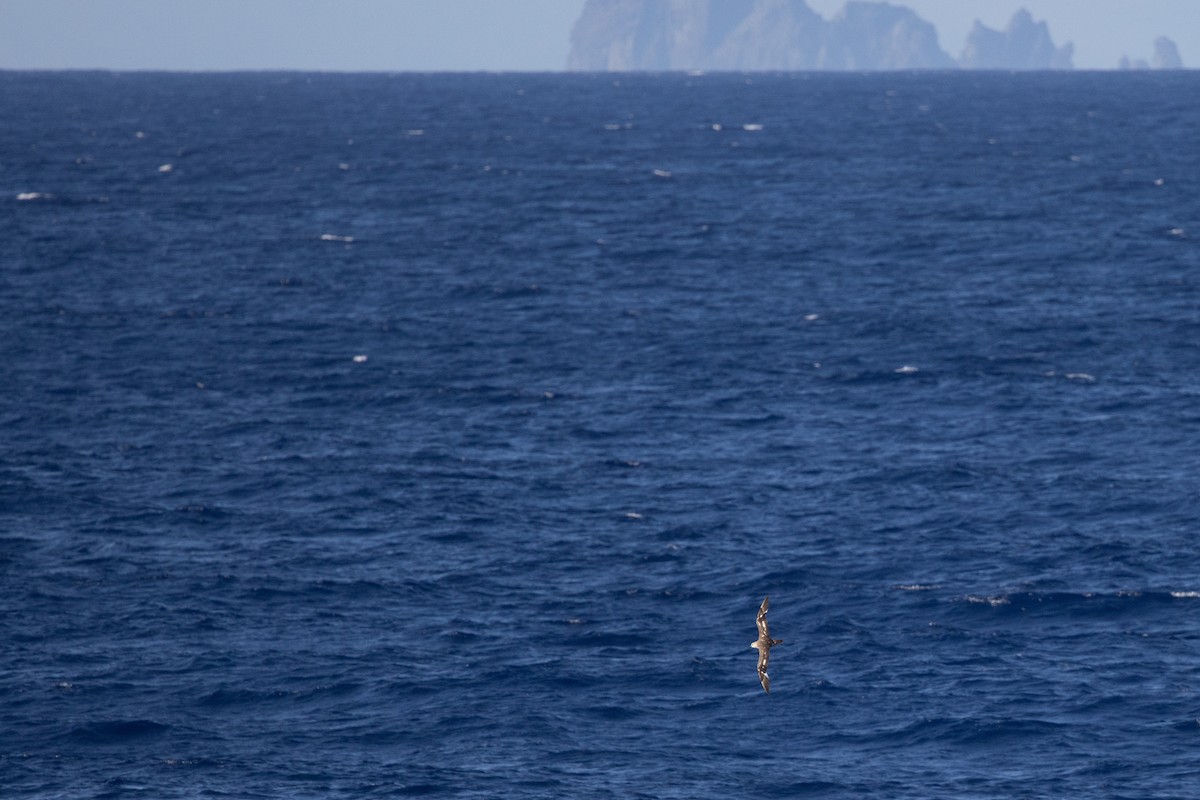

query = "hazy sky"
[0,0,1195,71]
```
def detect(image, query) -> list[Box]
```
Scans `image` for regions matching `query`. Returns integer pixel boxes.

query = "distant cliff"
[1120,37,1184,70]
[822,2,954,70]
[567,0,953,71]
[1152,37,1185,69]
[958,9,1073,70]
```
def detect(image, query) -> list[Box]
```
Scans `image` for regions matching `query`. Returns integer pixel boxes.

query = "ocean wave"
[838,716,1068,748]
[952,589,1200,616]
[64,719,170,744]
[7,70,1200,799]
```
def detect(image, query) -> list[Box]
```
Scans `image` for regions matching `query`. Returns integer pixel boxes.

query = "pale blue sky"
[0,1,1194,71]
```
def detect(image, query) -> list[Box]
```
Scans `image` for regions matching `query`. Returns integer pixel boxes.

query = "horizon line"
[2,66,1194,75]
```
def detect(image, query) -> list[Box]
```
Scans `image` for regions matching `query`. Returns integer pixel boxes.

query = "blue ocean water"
[3,69,1200,798]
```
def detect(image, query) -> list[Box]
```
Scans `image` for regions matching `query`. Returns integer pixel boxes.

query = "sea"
[3,69,1200,798]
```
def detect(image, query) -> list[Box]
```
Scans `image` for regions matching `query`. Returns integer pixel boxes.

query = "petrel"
[750,596,783,693]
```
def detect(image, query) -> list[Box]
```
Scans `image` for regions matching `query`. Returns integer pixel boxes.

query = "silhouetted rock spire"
[958,9,1073,70]
[1152,37,1184,69]
[1120,36,1184,70]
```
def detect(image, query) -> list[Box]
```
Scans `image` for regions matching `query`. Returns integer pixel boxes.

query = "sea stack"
[959,9,1074,70]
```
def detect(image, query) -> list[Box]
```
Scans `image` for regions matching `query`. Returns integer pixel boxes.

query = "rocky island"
[958,9,1073,70]
[567,0,1074,72]
[1119,37,1185,70]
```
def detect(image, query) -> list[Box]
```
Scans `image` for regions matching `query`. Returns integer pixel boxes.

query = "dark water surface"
[4,71,1200,798]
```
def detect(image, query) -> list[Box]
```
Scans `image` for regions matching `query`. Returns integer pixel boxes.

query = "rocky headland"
[958,9,1074,70]
[568,1,1083,71]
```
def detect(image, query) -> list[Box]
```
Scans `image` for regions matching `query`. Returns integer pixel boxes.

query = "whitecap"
[1065,372,1096,383]
[966,595,1010,607]
[16,192,49,201]
[352,354,368,363]
[158,163,173,173]
[1171,591,1200,599]
[742,123,764,132]
[319,234,354,243]
[652,169,672,178]
[895,365,919,374]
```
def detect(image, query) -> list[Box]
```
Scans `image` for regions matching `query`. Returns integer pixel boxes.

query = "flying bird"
[750,596,783,693]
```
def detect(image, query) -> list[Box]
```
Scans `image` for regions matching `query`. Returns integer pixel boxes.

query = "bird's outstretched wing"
[757,647,771,693]
[756,596,770,640]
